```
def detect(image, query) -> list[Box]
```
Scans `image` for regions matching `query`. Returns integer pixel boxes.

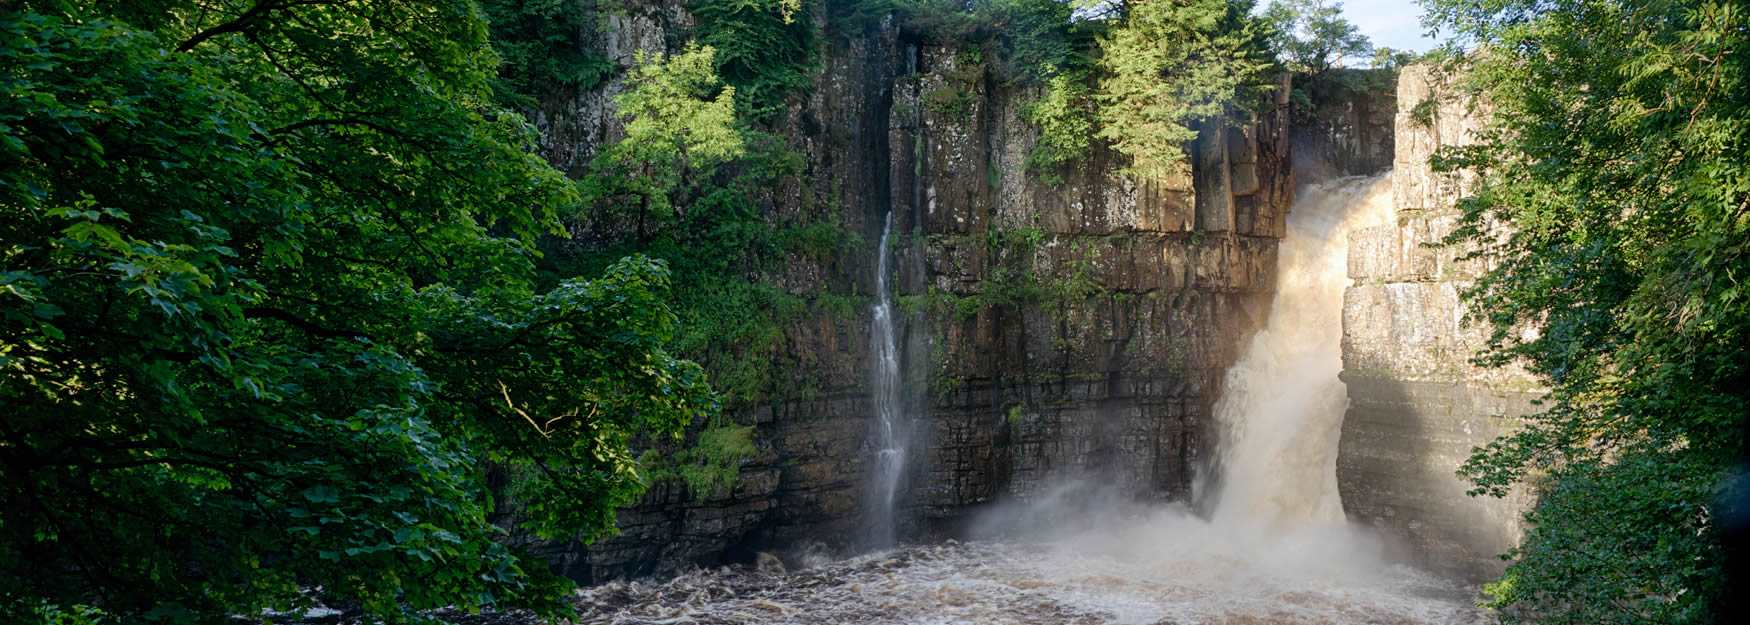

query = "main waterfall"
[578,175,1484,625]
[865,211,906,548]
[1207,174,1394,527]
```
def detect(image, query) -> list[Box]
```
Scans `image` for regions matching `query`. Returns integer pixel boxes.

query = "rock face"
[897,48,1292,531]
[1290,69,1397,179]
[1337,64,1539,582]
[516,5,1295,582]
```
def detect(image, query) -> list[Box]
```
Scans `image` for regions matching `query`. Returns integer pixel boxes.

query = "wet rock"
[756,552,787,576]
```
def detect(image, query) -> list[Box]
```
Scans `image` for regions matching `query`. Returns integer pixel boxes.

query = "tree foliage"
[0,2,714,622]
[690,0,820,122]
[1095,0,1276,180]
[559,40,848,406]
[1023,70,1097,184]
[479,0,615,105]
[884,1,1274,184]
[583,44,745,246]
[1424,0,1750,622]
[1262,0,1372,75]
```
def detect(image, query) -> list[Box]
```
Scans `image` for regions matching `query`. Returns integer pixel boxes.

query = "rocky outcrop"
[894,48,1292,528]
[1337,64,1539,582]
[1290,69,1396,180]
[516,4,1295,581]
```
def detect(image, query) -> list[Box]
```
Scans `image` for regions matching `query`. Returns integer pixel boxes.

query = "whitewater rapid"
[573,176,1481,625]
[1207,174,1394,527]
[573,527,1480,625]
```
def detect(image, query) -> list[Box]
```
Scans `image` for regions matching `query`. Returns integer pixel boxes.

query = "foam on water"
[573,534,1481,625]
[574,175,1481,625]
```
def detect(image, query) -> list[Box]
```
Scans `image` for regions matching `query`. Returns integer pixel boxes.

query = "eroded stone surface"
[514,6,1295,582]
[1291,68,1397,180]
[1338,63,1539,582]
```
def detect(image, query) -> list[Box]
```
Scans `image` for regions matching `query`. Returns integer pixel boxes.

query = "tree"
[1262,0,1372,74]
[583,45,745,246]
[689,0,819,122]
[553,35,840,411]
[1421,0,1750,622]
[1095,0,1276,180]
[478,0,615,105]
[0,2,713,622]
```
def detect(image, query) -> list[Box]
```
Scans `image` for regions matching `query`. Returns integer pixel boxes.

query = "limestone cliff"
[1288,69,1396,180]
[899,48,1291,529]
[515,5,1294,581]
[1338,63,1539,582]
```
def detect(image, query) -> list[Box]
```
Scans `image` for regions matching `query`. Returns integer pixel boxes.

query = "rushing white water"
[575,175,1480,625]
[1208,174,1395,527]
[575,532,1480,625]
[866,211,906,548]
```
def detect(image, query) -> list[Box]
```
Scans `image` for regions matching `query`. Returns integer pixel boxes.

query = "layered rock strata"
[513,5,1294,581]
[1337,64,1539,582]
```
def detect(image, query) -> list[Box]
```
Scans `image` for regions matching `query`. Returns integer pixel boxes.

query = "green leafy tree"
[1095,0,1276,180]
[555,40,839,478]
[689,0,819,122]
[0,2,713,622]
[583,45,745,246]
[1023,70,1097,184]
[1421,0,1749,622]
[1262,0,1371,74]
[479,0,615,105]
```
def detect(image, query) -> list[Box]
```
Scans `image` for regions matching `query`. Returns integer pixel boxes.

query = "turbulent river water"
[572,524,1480,625]
[571,176,1483,625]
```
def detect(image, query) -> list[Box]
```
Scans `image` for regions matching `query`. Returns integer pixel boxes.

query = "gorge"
[510,11,1531,625]
[8,1,1740,623]
[569,139,1486,625]
[535,3,1525,596]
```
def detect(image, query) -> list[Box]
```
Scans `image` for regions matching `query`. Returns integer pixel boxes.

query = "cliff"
[1337,63,1539,582]
[516,4,1295,581]
[1288,68,1397,180]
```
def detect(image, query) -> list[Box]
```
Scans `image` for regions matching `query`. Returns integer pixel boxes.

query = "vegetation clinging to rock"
[1095,0,1277,181]
[1429,0,1749,622]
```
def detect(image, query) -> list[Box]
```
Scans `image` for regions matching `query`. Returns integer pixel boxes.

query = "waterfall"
[584,173,1485,624]
[1208,174,1394,528]
[865,211,906,548]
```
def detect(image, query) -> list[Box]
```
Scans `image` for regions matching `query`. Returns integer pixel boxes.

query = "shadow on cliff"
[1338,372,1523,588]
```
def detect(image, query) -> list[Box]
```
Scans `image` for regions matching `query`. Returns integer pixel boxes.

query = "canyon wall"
[516,5,1294,581]
[1337,64,1538,582]
[1288,69,1396,179]
[900,48,1292,531]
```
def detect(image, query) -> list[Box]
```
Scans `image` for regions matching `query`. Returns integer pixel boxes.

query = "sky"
[1338,0,1440,53]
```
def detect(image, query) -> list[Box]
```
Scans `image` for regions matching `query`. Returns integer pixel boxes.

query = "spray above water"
[1208,174,1396,527]
[583,176,1478,624]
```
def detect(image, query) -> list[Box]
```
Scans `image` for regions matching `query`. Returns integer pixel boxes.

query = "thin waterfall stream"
[575,175,1485,625]
[866,210,906,549]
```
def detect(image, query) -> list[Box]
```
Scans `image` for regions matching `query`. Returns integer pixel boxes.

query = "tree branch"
[176,0,338,53]
[244,306,369,340]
